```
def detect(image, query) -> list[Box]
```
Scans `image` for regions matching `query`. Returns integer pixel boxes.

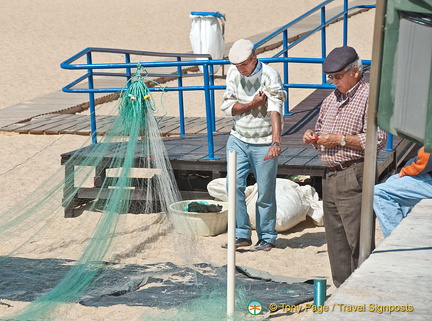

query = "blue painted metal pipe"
[343,0,349,46]
[203,65,216,160]
[385,134,394,151]
[190,11,225,18]
[86,52,97,145]
[209,64,217,133]
[176,56,186,136]
[321,6,327,85]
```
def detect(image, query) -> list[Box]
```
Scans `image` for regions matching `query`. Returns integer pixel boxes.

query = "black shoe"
[251,239,275,252]
[221,237,252,249]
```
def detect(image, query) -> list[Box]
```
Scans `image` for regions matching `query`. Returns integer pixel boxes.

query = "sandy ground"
[0,1,383,320]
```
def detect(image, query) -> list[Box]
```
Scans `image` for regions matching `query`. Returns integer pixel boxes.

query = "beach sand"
[0,1,382,320]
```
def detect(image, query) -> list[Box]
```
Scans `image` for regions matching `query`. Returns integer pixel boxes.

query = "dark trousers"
[322,162,370,287]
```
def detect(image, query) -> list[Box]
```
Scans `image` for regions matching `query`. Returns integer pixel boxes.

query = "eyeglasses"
[327,67,352,81]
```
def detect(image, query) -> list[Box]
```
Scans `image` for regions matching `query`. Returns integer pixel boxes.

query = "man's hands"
[252,91,267,107]
[315,134,343,148]
[232,91,267,116]
[264,143,281,160]
[303,130,344,148]
[303,129,319,146]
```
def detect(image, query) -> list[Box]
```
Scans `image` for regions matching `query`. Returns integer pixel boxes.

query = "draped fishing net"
[0,67,313,320]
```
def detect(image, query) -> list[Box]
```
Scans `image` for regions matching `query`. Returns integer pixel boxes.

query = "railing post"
[177,56,186,136]
[209,63,216,133]
[343,0,348,46]
[125,53,132,84]
[86,51,97,144]
[385,133,393,151]
[321,6,327,85]
[203,63,217,160]
[282,30,292,116]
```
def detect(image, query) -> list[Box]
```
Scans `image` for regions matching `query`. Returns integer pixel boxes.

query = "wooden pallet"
[0,84,412,216]
[0,114,234,137]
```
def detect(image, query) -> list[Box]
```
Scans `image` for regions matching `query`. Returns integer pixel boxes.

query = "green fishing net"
[0,67,248,321]
[0,67,313,320]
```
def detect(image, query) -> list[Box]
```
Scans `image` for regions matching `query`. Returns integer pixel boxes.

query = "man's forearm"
[271,112,281,143]
[231,101,255,116]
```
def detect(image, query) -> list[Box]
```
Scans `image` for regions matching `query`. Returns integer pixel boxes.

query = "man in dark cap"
[303,46,387,287]
[221,39,286,251]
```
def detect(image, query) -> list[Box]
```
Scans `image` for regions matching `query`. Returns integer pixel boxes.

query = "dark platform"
[59,87,417,217]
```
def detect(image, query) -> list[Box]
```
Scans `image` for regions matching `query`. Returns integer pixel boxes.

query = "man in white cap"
[303,46,387,287]
[221,39,286,251]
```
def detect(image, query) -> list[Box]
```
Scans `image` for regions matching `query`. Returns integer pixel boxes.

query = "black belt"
[327,158,364,171]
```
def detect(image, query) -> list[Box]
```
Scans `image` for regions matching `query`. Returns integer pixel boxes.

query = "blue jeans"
[226,135,278,244]
[373,173,432,237]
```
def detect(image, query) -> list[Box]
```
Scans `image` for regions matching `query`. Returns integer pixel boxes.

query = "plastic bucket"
[169,200,228,236]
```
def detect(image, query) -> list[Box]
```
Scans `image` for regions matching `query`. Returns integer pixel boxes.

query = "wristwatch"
[340,134,347,147]
[271,142,281,147]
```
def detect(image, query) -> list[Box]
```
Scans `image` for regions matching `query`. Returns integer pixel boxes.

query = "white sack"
[206,177,228,202]
[298,185,324,226]
[207,177,324,232]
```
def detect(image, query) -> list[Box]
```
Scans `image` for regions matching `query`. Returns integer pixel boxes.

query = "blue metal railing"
[61,0,380,160]
[254,0,375,114]
[61,48,217,145]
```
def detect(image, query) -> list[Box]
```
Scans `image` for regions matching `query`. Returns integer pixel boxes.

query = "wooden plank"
[158,116,181,135]
[162,117,200,135]
[38,114,88,135]
[56,114,117,135]
[215,117,232,132]
[91,115,117,135]
[59,115,115,136]
[70,117,101,135]
[189,144,226,154]
[157,116,177,130]
[38,115,83,135]
[282,147,307,156]
[77,187,150,201]
[283,156,316,167]
[184,117,208,134]
[168,146,204,160]
[2,114,68,133]
[306,156,324,167]
[297,148,319,157]
[25,114,81,135]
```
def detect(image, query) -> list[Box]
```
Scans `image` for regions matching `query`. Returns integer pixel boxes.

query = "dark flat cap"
[323,46,359,74]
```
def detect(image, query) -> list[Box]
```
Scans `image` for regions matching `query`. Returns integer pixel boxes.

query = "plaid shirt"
[315,77,387,167]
